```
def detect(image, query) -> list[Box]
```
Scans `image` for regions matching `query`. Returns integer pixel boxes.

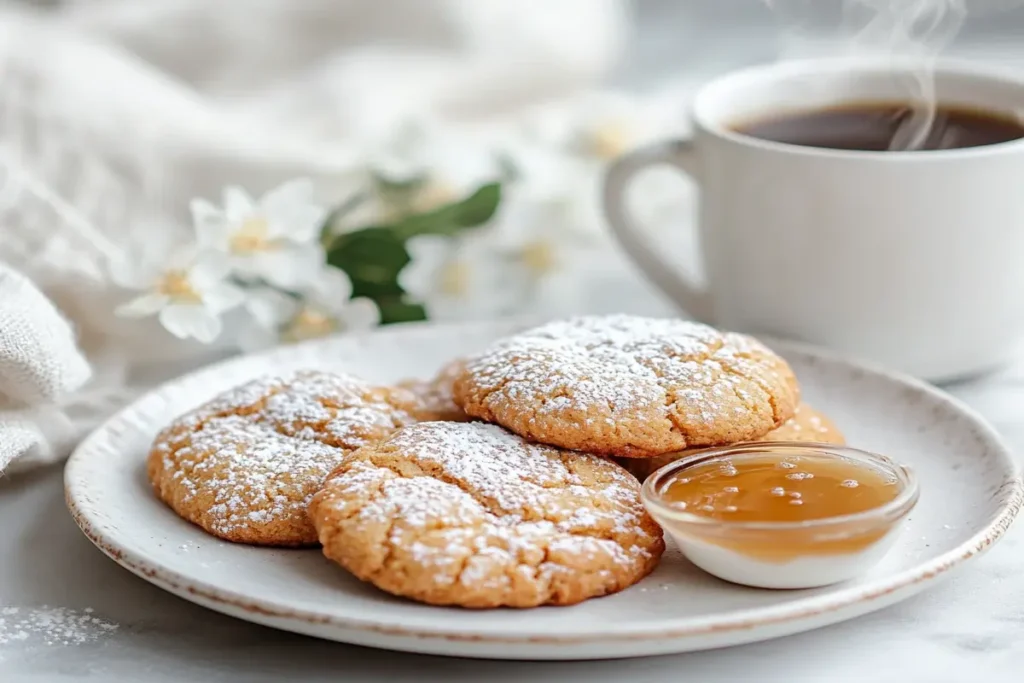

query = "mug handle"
[602,139,713,322]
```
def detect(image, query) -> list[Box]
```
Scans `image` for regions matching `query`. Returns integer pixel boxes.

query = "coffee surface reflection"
[734,101,1024,151]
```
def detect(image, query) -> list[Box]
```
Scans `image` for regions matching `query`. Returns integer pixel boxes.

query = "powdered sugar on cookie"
[309,421,665,608]
[169,371,419,447]
[159,416,345,538]
[149,370,421,546]
[453,315,800,457]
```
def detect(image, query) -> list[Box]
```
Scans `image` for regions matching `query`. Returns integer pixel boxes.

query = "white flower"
[279,267,380,343]
[376,119,499,199]
[243,285,298,332]
[522,91,663,163]
[113,246,244,343]
[495,92,683,248]
[190,178,328,289]
[225,285,300,351]
[493,195,595,308]
[230,267,379,349]
[499,141,578,203]
[398,234,520,321]
[328,118,501,235]
[495,139,609,246]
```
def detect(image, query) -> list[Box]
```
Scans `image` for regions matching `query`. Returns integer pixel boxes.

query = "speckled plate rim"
[63,318,1023,657]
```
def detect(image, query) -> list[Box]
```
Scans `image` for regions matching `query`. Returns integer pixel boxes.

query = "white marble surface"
[6,1,1024,680]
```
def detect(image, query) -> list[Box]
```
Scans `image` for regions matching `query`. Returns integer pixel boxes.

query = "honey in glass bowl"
[641,442,919,589]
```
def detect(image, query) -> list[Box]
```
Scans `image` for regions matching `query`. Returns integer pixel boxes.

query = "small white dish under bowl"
[64,318,1022,660]
[642,442,921,590]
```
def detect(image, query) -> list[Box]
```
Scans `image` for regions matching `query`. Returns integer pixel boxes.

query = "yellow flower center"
[587,122,633,160]
[439,260,471,297]
[230,218,277,254]
[157,270,201,304]
[520,239,557,275]
[282,306,338,343]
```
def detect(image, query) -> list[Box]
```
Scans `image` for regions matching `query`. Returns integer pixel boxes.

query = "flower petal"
[273,203,329,244]
[404,234,453,264]
[202,281,247,315]
[230,310,281,352]
[410,235,524,321]
[222,186,255,224]
[115,293,168,318]
[165,244,201,272]
[258,180,327,244]
[256,243,325,289]
[309,266,353,308]
[398,234,454,300]
[244,287,298,329]
[108,254,159,290]
[259,178,314,215]
[189,251,234,288]
[190,198,230,251]
[159,304,222,343]
[337,297,380,331]
[396,261,436,303]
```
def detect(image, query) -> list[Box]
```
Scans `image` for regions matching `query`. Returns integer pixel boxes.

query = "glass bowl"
[640,441,920,589]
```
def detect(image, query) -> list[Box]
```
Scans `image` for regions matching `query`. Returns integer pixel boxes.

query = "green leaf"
[376,297,427,325]
[321,180,503,326]
[327,227,409,298]
[326,228,428,325]
[372,171,427,196]
[390,182,502,240]
[450,182,502,227]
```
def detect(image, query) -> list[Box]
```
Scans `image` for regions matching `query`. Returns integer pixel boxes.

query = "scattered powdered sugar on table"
[0,607,118,647]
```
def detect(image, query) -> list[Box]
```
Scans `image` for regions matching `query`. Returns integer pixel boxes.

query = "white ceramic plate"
[65,319,1023,660]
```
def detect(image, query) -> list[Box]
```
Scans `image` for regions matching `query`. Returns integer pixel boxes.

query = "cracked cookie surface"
[148,370,421,546]
[452,315,800,458]
[619,403,846,482]
[308,421,665,608]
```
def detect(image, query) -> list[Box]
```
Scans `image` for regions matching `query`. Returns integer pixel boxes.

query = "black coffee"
[734,102,1024,151]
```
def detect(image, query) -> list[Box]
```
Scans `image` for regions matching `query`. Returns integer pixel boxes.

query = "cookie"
[620,403,846,482]
[397,358,470,422]
[308,421,665,608]
[148,370,421,546]
[453,315,800,458]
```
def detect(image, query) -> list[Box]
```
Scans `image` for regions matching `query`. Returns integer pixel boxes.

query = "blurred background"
[617,0,1024,89]
[3,0,1024,385]
[12,0,1024,87]
[3,0,1024,469]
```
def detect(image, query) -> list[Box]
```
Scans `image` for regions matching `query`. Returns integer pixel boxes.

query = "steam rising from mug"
[764,0,1023,150]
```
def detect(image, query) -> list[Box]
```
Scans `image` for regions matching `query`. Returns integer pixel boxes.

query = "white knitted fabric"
[0,262,91,472]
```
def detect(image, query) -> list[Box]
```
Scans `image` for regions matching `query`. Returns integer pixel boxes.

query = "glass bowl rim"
[640,441,920,532]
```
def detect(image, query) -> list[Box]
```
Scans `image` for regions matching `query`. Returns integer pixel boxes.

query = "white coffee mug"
[603,58,1024,382]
